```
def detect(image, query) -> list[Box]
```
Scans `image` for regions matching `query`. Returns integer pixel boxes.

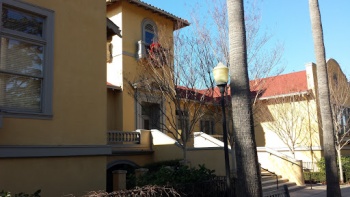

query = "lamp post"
[213,62,231,196]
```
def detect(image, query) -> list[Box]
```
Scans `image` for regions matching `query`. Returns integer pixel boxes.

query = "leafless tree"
[129,24,218,162]
[188,0,285,179]
[329,65,350,183]
[255,94,319,159]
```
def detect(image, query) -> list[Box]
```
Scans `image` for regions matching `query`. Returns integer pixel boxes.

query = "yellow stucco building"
[0,0,113,196]
[253,59,350,172]
[1,0,348,195]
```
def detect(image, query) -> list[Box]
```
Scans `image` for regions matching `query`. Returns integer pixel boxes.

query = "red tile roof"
[197,70,309,100]
[106,71,309,100]
[250,71,308,98]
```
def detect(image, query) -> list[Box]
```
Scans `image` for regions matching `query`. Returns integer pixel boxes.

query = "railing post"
[283,185,290,197]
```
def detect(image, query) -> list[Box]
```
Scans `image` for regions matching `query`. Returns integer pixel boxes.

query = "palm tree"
[227,0,262,196]
[308,0,341,196]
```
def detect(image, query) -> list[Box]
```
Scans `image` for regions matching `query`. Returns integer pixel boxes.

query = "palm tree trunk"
[227,0,262,196]
[308,0,341,196]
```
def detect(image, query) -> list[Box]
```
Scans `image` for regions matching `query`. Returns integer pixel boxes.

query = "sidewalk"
[290,184,350,197]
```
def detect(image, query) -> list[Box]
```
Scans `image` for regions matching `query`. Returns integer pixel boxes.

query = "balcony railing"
[107,130,153,155]
[108,131,140,144]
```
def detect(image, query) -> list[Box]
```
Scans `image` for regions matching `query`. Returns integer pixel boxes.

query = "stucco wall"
[0,157,106,197]
[0,0,107,145]
[153,144,230,176]
[107,1,176,132]
[0,0,108,195]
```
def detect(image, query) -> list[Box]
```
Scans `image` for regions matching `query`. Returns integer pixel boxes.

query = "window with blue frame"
[0,0,54,117]
[142,19,157,46]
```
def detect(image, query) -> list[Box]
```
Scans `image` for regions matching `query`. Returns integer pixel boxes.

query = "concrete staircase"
[261,168,306,194]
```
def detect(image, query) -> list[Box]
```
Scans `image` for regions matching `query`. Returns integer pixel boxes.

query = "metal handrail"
[261,166,279,190]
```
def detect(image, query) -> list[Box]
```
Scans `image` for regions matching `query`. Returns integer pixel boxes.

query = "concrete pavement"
[290,184,350,197]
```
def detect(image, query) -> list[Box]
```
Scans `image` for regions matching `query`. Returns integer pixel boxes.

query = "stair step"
[262,178,289,187]
[260,167,306,195]
[261,175,282,182]
[262,182,297,193]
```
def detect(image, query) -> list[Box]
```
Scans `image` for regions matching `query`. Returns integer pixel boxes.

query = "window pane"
[0,37,43,77]
[145,32,154,44]
[145,24,154,32]
[0,73,41,112]
[2,6,44,37]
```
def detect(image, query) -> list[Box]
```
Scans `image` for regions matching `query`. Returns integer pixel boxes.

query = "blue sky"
[142,0,349,77]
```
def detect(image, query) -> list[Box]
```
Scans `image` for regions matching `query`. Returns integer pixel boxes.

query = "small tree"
[329,65,350,183]
[189,0,285,178]
[256,93,319,159]
[129,24,218,162]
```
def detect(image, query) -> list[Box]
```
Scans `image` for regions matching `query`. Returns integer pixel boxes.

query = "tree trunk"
[227,0,262,196]
[183,142,187,164]
[291,146,296,159]
[308,0,341,196]
[337,146,344,184]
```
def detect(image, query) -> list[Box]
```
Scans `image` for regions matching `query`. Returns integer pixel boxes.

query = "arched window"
[138,19,157,59]
[142,19,157,45]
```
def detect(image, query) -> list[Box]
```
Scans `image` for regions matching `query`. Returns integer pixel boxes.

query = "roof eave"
[259,90,312,100]
[107,18,122,37]
[107,84,122,91]
[106,0,190,30]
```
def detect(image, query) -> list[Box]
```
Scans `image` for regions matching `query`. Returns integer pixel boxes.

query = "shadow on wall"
[254,123,266,147]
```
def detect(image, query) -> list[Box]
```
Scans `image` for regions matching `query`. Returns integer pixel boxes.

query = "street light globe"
[213,62,229,86]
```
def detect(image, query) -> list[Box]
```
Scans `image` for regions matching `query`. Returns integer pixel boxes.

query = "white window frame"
[141,18,157,45]
[200,119,215,135]
[0,0,54,118]
[138,19,157,59]
[135,92,165,131]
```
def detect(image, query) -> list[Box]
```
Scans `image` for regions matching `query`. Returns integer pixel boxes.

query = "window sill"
[1,110,53,120]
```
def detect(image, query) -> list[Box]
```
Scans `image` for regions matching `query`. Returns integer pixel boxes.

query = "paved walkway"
[290,184,350,197]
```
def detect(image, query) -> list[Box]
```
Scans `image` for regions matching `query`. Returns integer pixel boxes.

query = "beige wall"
[253,63,324,164]
[0,157,106,197]
[1,0,107,145]
[153,144,230,176]
[107,1,176,132]
[256,97,320,151]
[0,0,108,195]
[255,60,350,165]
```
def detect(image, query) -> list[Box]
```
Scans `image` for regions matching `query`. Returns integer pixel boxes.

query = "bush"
[136,164,215,187]
[304,171,326,183]
[141,160,181,173]
[308,156,350,183]
[317,156,350,173]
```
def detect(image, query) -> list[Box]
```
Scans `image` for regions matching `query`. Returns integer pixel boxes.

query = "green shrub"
[304,172,326,183]
[317,156,350,173]
[137,164,215,187]
[312,156,350,183]
[142,160,181,172]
